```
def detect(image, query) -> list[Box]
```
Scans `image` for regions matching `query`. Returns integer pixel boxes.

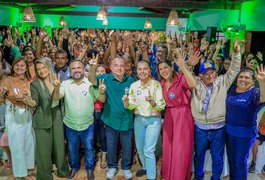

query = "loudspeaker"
[206,27,217,44]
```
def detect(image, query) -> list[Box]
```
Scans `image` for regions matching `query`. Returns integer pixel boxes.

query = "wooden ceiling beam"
[0,0,242,10]
[29,10,189,18]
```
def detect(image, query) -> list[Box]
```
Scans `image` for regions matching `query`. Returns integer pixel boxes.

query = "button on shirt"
[59,77,99,131]
[127,79,165,117]
[196,85,225,130]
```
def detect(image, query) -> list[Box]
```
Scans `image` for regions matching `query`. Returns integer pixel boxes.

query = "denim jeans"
[105,125,133,170]
[94,111,107,152]
[194,125,225,180]
[226,133,256,180]
[65,124,94,170]
[134,115,161,179]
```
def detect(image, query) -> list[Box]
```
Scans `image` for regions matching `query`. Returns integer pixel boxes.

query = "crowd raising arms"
[0,26,265,180]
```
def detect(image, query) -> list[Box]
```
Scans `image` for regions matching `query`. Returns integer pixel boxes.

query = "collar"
[70,77,87,85]
[110,73,128,82]
[161,74,179,87]
[139,78,152,89]
[12,75,27,82]
[54,65,68,73]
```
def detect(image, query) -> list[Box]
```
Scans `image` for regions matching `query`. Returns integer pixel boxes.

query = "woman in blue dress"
[226,65,265,180]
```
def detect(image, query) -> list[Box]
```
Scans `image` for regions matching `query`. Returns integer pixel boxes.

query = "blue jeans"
[194,125,225,180]
[226,133,256,180]
[65,125,94,170]
[105,125,133,170]
[134,115,161,179]
[94,111,107,152]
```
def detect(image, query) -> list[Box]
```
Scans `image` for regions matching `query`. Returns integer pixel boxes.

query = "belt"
[95,109,102,112]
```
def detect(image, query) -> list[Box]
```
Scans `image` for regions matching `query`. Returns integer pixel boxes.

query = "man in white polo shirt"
[53,60,106,180]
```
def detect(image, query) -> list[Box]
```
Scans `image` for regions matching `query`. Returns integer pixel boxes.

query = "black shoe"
[136,169,146,177]
[87,169,94,180]
[249,161,256,173]
[67,168,79,179]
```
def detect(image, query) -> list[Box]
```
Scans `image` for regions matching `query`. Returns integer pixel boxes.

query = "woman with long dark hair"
[158,51,196,180]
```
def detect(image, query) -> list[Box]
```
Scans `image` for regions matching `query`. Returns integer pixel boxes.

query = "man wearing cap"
[190,41,242,180]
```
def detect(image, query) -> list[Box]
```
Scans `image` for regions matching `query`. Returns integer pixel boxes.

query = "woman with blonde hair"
[123,60,165,180]
[0,56,35,179]
[30,57,69,180]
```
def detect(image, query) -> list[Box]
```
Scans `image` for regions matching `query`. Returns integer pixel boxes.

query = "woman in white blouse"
[122,60,165,180]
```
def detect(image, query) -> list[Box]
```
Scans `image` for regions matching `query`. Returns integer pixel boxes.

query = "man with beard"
[52,60,106,180]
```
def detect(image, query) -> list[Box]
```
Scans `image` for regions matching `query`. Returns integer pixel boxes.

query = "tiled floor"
[0,156,264,180]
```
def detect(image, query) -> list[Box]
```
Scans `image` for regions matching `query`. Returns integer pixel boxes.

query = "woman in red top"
[158,51,197,180]
[94,64,109,168]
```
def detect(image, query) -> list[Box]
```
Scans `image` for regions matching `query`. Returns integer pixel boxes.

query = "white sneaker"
[122,169,133,179]
[106,168,117,179]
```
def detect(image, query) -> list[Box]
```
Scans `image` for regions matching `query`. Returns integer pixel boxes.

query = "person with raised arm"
[191,39,242,180]
[52,59,106,180]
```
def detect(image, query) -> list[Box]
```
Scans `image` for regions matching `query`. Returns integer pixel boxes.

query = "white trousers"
[5,103,35,177]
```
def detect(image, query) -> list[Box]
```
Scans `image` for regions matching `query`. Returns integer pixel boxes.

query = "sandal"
[6,160,12,169]
[100,152,107,169]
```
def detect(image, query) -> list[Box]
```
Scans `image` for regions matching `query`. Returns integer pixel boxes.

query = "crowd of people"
[0,26,264,180]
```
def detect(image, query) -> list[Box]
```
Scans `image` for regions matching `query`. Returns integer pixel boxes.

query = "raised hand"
[98,79,106,94]
[109,30,116,42]
[53,74,61,88]
[145,89,156,107]
[89,53,99,68]
[140,42,148,53]
[200,42,209,52]
[233,38,243,53]
[15,28,20,37]
[174,49,186,68]
[255,64,265,85]
[39,28,48,39]
[222,38,228,47]
[257,51,263,61]
[5,36,13,47]
[215,40,221,50]
[187,51,202,66]
[77,43,89,61]
[31,28,37,37]
[0,86,7,97]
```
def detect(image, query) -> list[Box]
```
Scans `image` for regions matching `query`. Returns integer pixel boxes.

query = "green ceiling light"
[144,19,152,29]
[59,16,67,26]
[96,7,107,20]
[22,6,36,22]
[166,9,180,26]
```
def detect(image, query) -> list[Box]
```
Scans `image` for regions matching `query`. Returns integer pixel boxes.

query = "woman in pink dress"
[158,51,197,180]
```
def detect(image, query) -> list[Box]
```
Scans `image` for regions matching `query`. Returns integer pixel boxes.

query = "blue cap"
[199,62,216,74]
